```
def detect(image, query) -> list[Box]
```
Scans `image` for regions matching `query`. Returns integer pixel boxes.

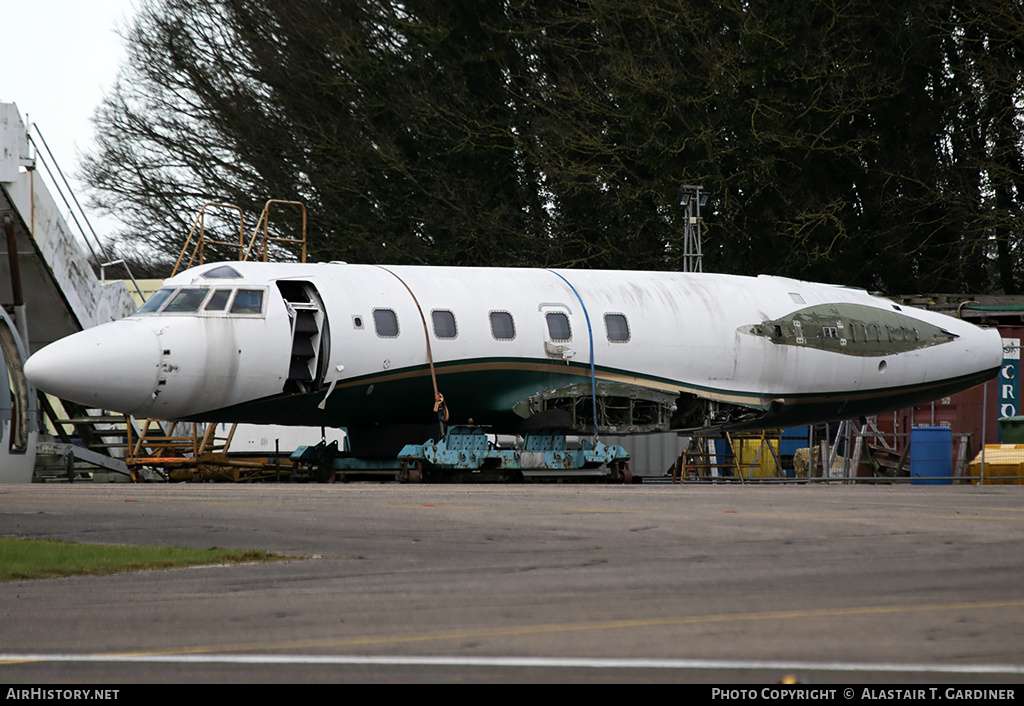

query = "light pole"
[677,184,708,273]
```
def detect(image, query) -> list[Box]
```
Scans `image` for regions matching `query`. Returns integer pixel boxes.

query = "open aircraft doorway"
[278,280,329,395]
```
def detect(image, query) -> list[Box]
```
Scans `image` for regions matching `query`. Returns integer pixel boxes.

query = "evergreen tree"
[85,0,1024,293]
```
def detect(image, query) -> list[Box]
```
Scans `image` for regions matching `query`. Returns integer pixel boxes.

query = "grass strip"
[0,537,285,582]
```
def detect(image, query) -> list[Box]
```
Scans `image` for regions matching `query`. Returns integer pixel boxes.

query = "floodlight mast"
[677,184,707,273]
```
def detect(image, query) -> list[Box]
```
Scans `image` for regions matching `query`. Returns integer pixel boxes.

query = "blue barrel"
[910,426,953,485]
[780,426,809,459]
[780,426,808,478]
[713,438,734,476]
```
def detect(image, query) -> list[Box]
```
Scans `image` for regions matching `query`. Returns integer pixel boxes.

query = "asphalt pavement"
[1,482,1022,684]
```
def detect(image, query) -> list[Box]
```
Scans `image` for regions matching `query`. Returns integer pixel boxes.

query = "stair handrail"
[241,199,307,263]
[171,202,245,275]
[27,123,113,264]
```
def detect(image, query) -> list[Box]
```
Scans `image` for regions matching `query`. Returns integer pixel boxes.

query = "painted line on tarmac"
[0,653,1022,674]
[3,599,1023,666]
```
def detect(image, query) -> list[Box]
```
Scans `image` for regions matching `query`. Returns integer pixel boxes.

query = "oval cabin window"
[432,310,457,339]
[605,313,630,342]
[490,311,515,340]
[546,312,571,342]
[373,309,399,337]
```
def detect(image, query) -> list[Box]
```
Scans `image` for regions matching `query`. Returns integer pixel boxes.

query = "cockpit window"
[135,285,267,317]
[136,288,174,313]
[164,288,210,313]
[204,289,232,311]
[230,289,264,314]
[202,265,243,279]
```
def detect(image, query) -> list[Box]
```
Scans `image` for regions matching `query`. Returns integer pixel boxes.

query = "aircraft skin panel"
[23,261,1004,434]
[181,354,998,432]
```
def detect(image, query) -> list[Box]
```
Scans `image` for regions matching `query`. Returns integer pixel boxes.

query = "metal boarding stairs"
[22,190,307,480]
[121,200,309,481]
[2,102,310,481]
[1,103,138,481]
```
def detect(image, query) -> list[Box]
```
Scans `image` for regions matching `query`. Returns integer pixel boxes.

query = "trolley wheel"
[610,461,632,484]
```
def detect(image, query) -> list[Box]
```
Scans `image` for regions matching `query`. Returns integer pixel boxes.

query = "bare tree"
[86,0,1024,292]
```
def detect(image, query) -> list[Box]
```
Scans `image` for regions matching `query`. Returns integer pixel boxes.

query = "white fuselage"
[25,262,1003,433]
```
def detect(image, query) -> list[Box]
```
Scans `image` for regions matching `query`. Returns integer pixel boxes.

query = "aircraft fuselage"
[25,262,1003,434]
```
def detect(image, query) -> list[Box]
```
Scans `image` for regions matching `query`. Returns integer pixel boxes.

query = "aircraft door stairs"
[279,281,328,394]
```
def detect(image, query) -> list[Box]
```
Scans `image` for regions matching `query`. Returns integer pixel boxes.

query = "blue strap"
[546,270,598,439]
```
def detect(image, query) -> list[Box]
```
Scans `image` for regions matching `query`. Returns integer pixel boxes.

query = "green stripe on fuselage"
[185,356,996,433]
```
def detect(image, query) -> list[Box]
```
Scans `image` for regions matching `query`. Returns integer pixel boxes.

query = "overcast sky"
[1,0,140,237]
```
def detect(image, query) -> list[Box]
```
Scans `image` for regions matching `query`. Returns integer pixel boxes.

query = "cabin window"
[204,289,232,311]
[605,313,630,342]
[164,288,210,313]
[137,288,174,314]
[432,310,457,339]
[490,311,515,340]
[374,308,399,337]
[546,312,571,342]
[231,289,265,315]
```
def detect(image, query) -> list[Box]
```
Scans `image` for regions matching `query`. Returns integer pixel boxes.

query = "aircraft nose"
[985,326,1005,364]
[963,324,1005,372]
[24,320,162,415]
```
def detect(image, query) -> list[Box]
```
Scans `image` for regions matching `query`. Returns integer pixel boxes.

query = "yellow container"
[736,437,780,478]
[967,445,1024,485]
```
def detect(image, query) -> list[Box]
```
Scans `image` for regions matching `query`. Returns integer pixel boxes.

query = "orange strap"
[375,266,450,424]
